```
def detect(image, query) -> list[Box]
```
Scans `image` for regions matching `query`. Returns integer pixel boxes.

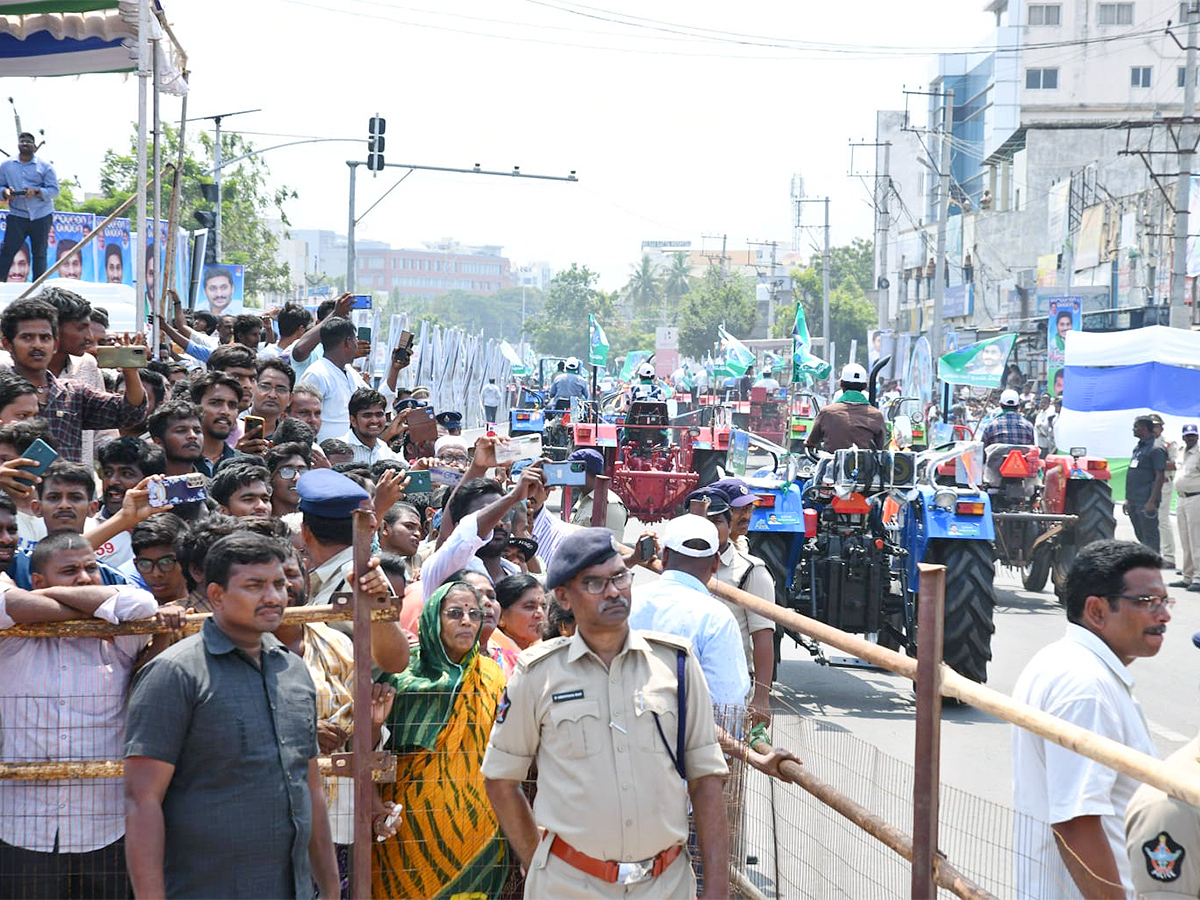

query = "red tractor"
[573,400,731,523]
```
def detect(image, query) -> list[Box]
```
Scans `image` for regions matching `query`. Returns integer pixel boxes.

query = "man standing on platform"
[0,133,58,281]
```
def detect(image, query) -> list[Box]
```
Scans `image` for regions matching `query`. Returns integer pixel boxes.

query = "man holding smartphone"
[0,298,146,464]
[0,132,58,281]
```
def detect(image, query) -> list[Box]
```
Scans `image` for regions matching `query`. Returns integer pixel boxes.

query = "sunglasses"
[442,607,483,623]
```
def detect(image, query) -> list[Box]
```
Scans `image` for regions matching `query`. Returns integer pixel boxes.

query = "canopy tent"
[1057,325,1200,499]
[0,1,185,93]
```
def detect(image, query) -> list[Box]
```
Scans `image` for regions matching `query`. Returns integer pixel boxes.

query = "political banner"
[1047,296,1081,398]
[716,325,754,378]
[198,263,244,316]
[904,336,934,411]
[936,333,1017,388]
[589,314,610,367]
[97,217,132,286]
[0,211,30,282]
[792,303,830,384]
[49,212,96,282]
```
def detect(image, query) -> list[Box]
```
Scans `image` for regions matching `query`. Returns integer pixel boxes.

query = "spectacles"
[134,555,178,574]
[278,466,308,480]
[1109,593,1175,614]
[256,382,290,394]
[442,607,483,622]
[578,569,633,595]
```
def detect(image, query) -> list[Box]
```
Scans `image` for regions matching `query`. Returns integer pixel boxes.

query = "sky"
[9,0,995,291]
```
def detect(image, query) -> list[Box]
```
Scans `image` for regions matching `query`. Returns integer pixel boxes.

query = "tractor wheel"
[746,532,797,609]
[1052,481,1117,597]
[926,539,996,684]
[1021,547,1051,592]
[693,449,723,489]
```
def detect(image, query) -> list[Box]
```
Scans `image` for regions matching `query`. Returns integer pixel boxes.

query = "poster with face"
[48,212,97,282]
[0,212,30,282]
[97,217,132,286]
[199,263,244,316]
[1046,296,1081,398]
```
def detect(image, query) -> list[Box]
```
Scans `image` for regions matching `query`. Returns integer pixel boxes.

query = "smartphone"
[404,470,432,493]
[148,473,208,508]
[430,466,463,488]
[350,294,372,310]
[495,434,542,465]
[96,345,148,369]
[15,438,58,485]
[357,326,372,344]
[397,330,414,353]
[406,407,438,444]
[543,460,588,487]
[244,416,265,441]
[638,535,656,561]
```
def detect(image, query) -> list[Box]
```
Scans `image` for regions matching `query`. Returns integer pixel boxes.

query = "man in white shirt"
[628,513,750,708]
[480,377,503,425]
[297,316,367,443]
[1012,539,1168,899]
[342,387,401,467]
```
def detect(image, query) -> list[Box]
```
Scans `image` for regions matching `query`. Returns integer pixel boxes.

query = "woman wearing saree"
[373,580,509,899]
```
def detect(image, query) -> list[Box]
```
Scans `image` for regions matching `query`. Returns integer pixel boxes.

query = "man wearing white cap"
[1171,424,1200,593]
[978,389,1036,449]
[628,514,749,707]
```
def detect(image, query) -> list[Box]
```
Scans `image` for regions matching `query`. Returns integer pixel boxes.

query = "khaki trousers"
[1160,481,1176,564]
[1178,492,1200,583]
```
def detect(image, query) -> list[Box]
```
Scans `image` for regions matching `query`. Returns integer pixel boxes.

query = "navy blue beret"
[685,487,731,516]
[435,411,463,427]
[567,448,605,475]
[297,469,370,517]
[545,527,623,591]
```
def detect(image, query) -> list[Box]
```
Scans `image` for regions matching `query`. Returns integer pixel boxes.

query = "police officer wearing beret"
[482,528,730,898]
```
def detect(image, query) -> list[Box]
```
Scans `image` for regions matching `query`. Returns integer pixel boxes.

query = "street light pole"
[346,161,357,292]
[188,107,260,260]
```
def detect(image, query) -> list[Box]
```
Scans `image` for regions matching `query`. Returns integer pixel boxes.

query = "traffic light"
[368,115,386,171]
[192,210,218,263]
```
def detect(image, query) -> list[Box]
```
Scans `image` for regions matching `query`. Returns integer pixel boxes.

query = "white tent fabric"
[1062,325,1200,368]
[0,1,186,95]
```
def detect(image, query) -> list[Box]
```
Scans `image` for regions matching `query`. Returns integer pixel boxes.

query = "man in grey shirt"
[123,532,339,899]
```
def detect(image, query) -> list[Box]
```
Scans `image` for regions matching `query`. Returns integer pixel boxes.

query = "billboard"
[1046,295,1081,398]
[97,217,132,286]
[198,263,244,316]
[48,212,97,282]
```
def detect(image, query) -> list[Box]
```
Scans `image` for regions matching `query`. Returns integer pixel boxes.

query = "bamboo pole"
[2,602,397,639]
[0,757,389,783]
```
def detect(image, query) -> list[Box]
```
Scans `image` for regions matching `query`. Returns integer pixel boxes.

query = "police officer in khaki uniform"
[482,528,730,899]
[1125,731,1200,896]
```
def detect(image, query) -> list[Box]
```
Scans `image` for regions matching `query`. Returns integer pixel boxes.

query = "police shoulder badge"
[1143,831,1185,882]
[496,688,510,724]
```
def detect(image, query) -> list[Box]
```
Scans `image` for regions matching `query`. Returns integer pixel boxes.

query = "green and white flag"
[499,340,527,375]
[588,314,609,367]
[716,325,754,377]
[791,303,831,384]
[937,333,1017,388]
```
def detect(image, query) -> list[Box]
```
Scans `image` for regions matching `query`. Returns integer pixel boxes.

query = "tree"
[91,124,297,296]
[387,286,543,340]
[772,237,878,366]
[526,264,614,359]
[677,267,757,359]
[624,253,662,320]
[663,251,691,307]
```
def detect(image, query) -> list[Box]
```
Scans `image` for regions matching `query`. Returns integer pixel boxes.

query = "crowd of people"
[0,285,797,899]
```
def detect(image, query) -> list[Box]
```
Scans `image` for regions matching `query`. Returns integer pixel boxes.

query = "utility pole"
[823,197,832,360]
[188,107,260,260]
[1172,2,1199,325]
[848,138,893,331]
[931,89,953,364]
[346,162,357,292]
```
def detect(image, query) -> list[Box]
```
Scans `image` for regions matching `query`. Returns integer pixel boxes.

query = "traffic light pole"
[344,158,577,293]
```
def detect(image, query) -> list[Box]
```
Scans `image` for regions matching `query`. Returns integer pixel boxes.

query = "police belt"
[549,835,682,885]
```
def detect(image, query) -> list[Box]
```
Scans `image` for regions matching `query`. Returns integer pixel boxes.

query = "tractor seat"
[983,443,1040,488]
[626,400,669,429]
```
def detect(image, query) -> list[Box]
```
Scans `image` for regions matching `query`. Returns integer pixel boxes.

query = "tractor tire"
[1052,481,1117,597]
[747,532,797,610]
[927,539,996,684]
[1021,547,1051,592]
[693,449,723,490]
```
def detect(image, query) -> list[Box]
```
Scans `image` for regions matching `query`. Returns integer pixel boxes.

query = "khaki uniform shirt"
[1125,736,1200,897]
[481,628,727,863]
[571,491,630,536]
[714,544,775,682]
[1176,444,1200,496]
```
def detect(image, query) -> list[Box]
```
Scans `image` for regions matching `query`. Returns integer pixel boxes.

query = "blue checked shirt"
[979,411,1036,448]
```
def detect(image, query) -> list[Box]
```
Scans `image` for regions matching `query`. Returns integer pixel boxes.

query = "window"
[1097,3,1133,25]
[1026,67,1059,89]
[1131,66,1152,87]
[1029,3,1062,24]
[1178,66,1199,86]
[1183,3,1198,23]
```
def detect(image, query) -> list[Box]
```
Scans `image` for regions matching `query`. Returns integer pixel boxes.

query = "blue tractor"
[746,441,999,684]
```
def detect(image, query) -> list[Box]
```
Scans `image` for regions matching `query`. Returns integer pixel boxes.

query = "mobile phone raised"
[638,535,656,561]
[244,416,265,440]
[148,473,208,508]
[405,407,438,444]
[543,460,588,487]
[15,438,58,485]
[350,294,372,310]
[357,326,372,344]
[430,466,463,488]
[404,470,432,493]
[495,434,542,464]
[96,345,148,369]
[397,330,414,352]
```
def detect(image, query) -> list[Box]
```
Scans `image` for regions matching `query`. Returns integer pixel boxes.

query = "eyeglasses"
[1109,593,1175,614]
[134,555,178,574]
[277,466,308,480]
[256,382,291,395]
[578,569,634,595]
[442,607,483,622]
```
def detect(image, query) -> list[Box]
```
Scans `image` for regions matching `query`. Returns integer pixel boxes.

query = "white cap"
[840,363,868,387]
[662,514,719,558]
[1000,389,1020,408]
[637,363,655,378]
